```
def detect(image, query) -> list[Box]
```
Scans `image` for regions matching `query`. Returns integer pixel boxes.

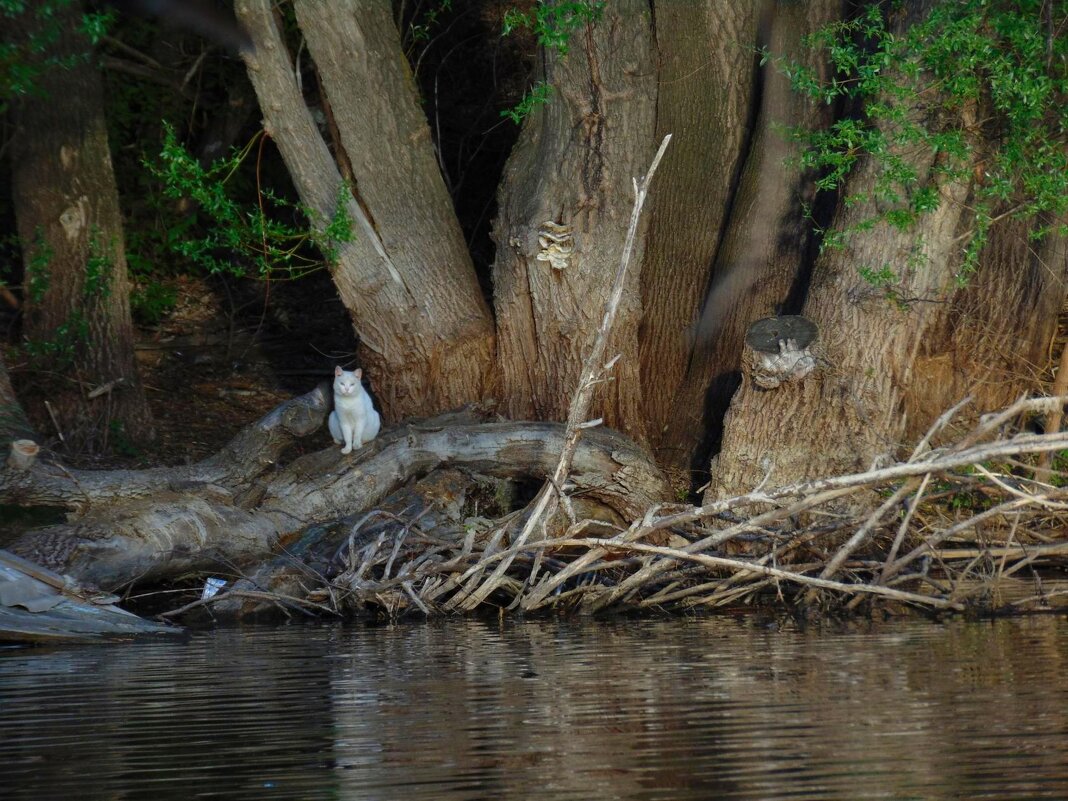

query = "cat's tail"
[327,411,344,444]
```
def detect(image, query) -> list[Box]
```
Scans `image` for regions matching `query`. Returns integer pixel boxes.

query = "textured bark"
[709,2,979,498]
[234,0,494,420]
[0,352,36,446]
[904,215,1068,439]
[654,0,841,474]
[491,0,657,443]
[639,0,759,463]
[9,4,154,447]
[7,410,668,590]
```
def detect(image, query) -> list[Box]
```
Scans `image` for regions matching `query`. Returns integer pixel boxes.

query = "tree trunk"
[638,0,760,466]
[653,0,842,477]
[491,0,657,443]
[0,351,36,446]
[9,3,154,449]
[904,214,1068,438]
[709,2,980,498]
[234,0,495,421]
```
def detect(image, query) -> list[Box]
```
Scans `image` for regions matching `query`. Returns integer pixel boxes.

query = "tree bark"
[709,1,979,498]
[234,0,495,421]
[491,0,657,444]
[904,214,1068,438]
[653,0,841,475]
[0,351,36,446]
[638,0,760,465]
[9,2,155,448]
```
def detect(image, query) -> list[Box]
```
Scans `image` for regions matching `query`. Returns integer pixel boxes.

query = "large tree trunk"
[653,0,841,477]
[709,2,980,498]
[904,214,1068,438]
[234,0,494,420]
[9,2,154,449]
[638,1,760,467]
[490,0,657,444]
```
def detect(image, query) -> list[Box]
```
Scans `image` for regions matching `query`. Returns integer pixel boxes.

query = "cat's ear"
[355,368,363,379]
[335,365,343,377]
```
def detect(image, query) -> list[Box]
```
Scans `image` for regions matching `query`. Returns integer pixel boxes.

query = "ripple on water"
[1,616,1067,800]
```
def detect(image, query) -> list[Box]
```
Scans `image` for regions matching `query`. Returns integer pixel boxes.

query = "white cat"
[328,366,381,454]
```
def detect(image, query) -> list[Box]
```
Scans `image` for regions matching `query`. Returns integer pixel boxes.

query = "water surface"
[2,615,1067,800]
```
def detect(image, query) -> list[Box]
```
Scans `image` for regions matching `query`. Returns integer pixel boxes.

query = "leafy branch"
[146,123,353,283]
[770,0,1068,286]
[499,0,605,123]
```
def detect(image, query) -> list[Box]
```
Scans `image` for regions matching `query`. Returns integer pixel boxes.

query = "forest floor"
[7,271,359,469]
[132,274,313,466]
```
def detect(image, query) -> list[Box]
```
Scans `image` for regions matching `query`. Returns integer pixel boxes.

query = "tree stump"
[742,315,819,389]
[7,440,39,471]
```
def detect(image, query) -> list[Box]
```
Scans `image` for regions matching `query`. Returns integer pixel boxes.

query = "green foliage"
[405,0,453,48]
[146,123,354,282]
[857,263,897,289]
[771,0,1068,286]
[24,229,52,304]
[500,80,553,123]
[502,0,605,55]
[84,228,113,300]
[108,419,140,457]
[129,275,177,326]
[500,0,604,123]
[23,309,88,366]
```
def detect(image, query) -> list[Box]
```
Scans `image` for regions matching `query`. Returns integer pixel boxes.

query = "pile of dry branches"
[186,394,1056,620]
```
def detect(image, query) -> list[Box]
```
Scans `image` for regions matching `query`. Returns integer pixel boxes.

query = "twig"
[972,463,1068,510]
[87,378,126,400]
[909,396,971,460]
[882,497,1035,581]
[44,400,65,443]
[952,395,1065,453]
[877,473,932,584]
[815,478,919,589]
[552,538,964,610]
[160,588,337,619]
[1037,361,1068,477]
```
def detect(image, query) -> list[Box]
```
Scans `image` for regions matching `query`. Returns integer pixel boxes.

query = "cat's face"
[334,366,363,396]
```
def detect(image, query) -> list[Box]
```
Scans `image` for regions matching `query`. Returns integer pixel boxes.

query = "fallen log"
[2,391,668,591]
[0,548,181,642]
[0,384,333,510]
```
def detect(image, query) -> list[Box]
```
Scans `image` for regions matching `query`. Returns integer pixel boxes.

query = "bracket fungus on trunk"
[535,220,575,271]
[743,315,819,389]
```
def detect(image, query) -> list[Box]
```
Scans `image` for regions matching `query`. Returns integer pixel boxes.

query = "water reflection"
[1,616,1067,800]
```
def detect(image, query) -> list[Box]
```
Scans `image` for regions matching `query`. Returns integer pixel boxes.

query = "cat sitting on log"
[328,366,381,454]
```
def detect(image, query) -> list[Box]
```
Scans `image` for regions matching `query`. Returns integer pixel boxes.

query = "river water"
[1,615,1067,800]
